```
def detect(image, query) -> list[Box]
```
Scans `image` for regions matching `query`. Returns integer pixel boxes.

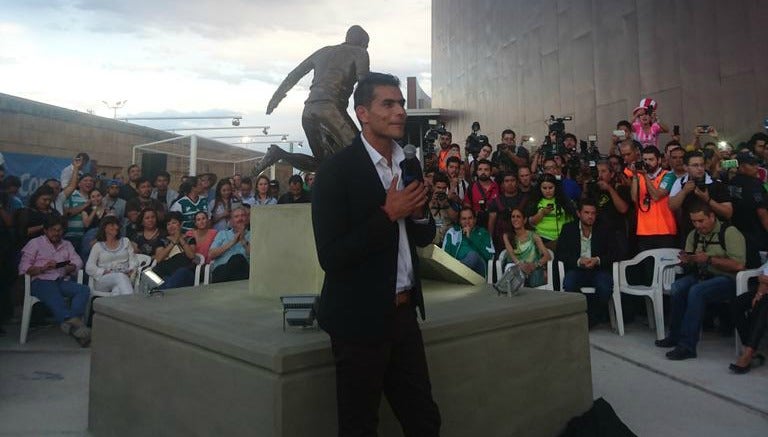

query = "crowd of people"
[422,100,767,370]
[0,156,313,345]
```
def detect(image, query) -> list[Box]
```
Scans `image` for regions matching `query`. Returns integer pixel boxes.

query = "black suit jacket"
[312,135,436,341]
[555,221,617,272]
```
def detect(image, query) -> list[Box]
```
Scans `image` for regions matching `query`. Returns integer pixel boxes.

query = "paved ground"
[1,320,766,436]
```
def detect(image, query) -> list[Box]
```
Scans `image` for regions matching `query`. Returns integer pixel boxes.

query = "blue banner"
[0,151,71,204]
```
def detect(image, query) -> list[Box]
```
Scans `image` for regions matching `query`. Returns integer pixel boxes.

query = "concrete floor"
[1,320,767,436]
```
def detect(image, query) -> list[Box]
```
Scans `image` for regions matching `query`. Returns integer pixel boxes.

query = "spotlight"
[281,135,288,142]
[522,135,535,143]
[717,141,729,150]
[139,270,165,295]
[280,295,320,330]
[232,117,241,126]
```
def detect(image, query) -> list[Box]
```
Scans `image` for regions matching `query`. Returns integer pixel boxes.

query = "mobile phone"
[673,125,680,136]
[612,130,626,140]
[721,159,738,170]
[55,261,71,268]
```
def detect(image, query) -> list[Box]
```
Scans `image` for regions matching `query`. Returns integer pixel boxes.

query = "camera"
[434,191,447,202]
[693,177,707,191]
[423,123,446,156]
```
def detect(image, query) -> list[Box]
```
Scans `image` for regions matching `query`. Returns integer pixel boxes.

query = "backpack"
[693,223,759,269]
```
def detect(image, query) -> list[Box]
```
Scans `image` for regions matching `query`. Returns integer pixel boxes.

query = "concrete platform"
[87,280,592,437]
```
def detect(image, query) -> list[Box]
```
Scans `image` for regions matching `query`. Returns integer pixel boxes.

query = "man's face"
[128,166,141,181]
[755,140,766,159]
[459,210,476,229]
[609,157,623,174]
[619,125,631,138]
[434,181,448,193]
[502,175,517,194]
[685,157,706,179]
[669,150,685,172]
[543,160,561,177]
[738,162,758,179]
[240,182,252,196]
[517,168,532,187]
[597,164,613,183]
[44,224,64,245]
[578,205,597,227]
[79,176,94,193]
[446,162,459,178]
[232,208,248,228]
[289,181,302,196]
[200,175,212,189]
[306,173,315,187]
[232,175,241,187]
[620,144,638,165]
[690,211,716,234]
[439,134,451,149]
[107,185,120,198]
[356,85,406,141]
[155,176,169,191]
[502,133,516,147]
[138,181,152,198]
[194,179,206,194]
[476,164,491,181]
[563,137,576,150]
[642,153,659,173]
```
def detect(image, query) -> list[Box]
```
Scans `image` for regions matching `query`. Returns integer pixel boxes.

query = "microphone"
[400,144,424,187]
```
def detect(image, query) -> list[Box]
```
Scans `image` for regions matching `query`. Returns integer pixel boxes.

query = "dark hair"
[165,211,184,225]
[641,145,662,158]
[563,133,577,143]
[255,174,270,187]
[747,133,768,151]
[44,215,67,229]
[288,174,304,185]
[241,176,252,185]
[446,156,462,167]
[459,206,475,217]
[95,216,121,242]
[43,178,60,187]
[616,120,632,130]
[527,174,576,219]
[501,129,516,138]
[498,171,517,182]
[578,198,597,211]
[353,72,401,109]
[29,185,55,208]
[154,171,171,181]
[688,202,714,216]
[174,181,193,204]
[683,150,704,165]
[432,171,449,185]
[1,175,21,189]
[476,158,492,169]
[212,178,234,216]
[135,177,151,187]
[127,164,140,173]
[664,140,681,152]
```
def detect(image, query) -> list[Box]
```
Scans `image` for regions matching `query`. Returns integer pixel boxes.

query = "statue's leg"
[251,145,322,176]
[319,106,359,154]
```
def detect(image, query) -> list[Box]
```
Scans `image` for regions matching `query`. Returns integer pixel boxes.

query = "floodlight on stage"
[139,269,165,295]
[718,141,728,150]
[280,294,320,331]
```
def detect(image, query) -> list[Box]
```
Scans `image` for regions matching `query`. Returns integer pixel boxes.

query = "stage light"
[280,295,320,330]
[139,270,165,295]
[232,117,241,126]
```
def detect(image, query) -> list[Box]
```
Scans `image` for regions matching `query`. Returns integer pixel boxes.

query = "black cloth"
[732,290,768,350]
[131,231,166,257]
[118,183,139,201]
[491,145,529,173]
[14,207,60,250]
[677,176,731,239]
[312,134,440,435]
[277,190,311,204]
[556,221,617,272]
[487,191,528,249]
[125,197,165,216]
[728,173,768,250]
[561,398,637,437]
[211,254,250,283]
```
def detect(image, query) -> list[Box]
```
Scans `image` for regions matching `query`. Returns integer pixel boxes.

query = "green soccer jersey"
[170,196,208,231]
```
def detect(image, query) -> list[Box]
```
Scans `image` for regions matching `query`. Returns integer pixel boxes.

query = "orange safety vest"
[636,169,677,236]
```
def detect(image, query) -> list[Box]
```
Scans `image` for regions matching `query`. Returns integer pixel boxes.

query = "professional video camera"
[539,115,572,158]
[465,121,489,159]
[578,135,602,181]
[423,123,447,156]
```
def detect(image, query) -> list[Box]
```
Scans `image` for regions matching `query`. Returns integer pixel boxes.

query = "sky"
[0,0,431,152]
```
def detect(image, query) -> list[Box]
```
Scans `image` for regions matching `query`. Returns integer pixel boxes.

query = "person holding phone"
[19,216,91,346]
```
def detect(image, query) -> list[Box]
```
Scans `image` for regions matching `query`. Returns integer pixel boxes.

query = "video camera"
[539,115,572,158]
[466,121,489,159]
[423,123,447,156]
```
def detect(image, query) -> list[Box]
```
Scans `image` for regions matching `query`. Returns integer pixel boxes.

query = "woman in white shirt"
[86,216,137,295]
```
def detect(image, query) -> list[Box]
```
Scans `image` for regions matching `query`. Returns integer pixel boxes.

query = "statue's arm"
[266,53,316,114]
[355,50,370,82]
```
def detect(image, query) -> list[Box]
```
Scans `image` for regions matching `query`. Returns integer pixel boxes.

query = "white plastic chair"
[193,254,210,286]
[611,248,680,340]
[734,261,768,355]
[20,270,84,345]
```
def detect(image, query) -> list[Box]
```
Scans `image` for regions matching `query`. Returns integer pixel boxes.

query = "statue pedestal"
[89,282,591,436]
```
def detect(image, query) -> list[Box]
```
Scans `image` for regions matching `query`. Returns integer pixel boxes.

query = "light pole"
[102,100,127,119]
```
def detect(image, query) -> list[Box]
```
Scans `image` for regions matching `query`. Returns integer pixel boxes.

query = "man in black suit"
[556,199,617,328]
[312,72,441,436]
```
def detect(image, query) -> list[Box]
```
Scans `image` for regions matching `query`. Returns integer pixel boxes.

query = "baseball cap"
[269,179,279,188]
[736,151,759,165]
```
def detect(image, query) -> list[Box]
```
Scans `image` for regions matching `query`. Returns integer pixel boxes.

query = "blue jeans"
[668,274,736,351]
[460,251,486,276]
[31,278,90,323]
[158,268,195,290]
[563,269,613,301]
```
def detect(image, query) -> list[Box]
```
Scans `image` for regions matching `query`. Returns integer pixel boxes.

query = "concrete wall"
[432,0,768,152]
[0,93,291,188]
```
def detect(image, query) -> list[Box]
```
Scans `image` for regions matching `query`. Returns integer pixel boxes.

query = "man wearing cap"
[104,179,126,222]
[727,151,768,268]
[278,175,311,204]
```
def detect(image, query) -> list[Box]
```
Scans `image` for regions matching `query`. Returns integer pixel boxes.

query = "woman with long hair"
[526,173,575,250]
[252,174,277,206]
[86,216,137,295]
[502,208,551,287]
[209,179,242,231]
[80,188,109,260]
[130,208,166,257]
[15,185,60,249]
[186,211,217,263]
[153,211,197,289]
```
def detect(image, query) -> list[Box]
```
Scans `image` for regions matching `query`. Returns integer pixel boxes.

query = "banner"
[0,151,71,204]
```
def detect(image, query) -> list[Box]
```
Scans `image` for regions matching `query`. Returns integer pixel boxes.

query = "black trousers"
[211,254,250,283]
[330,305,441,437]
[733,291,768,350]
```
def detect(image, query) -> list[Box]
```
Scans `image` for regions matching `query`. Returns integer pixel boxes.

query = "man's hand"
[64,263,76,275]
[693,186,709,201]
[597,180,611,191]
[462,226,472,237]
[382,176,427,221]
[72,157,83,171]
[682,180,696,194]
[266,94,285,115]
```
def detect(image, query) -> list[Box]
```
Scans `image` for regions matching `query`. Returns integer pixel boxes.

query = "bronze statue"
[254,25,370,175]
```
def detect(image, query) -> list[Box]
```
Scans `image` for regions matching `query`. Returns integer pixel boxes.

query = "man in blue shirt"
[208,206,250,283]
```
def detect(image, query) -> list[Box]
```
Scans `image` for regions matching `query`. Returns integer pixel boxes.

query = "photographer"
[542,158,581,202]
[437,131,453,171]
[491,129,529,173]
[668,150,732,240]
[466,143,493,181]
[429,172,457,246]
[445,156,469,203]
[727,151,768,268]
[608,120,633,156]
[463,159,499,229]
[582,160,630,258]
